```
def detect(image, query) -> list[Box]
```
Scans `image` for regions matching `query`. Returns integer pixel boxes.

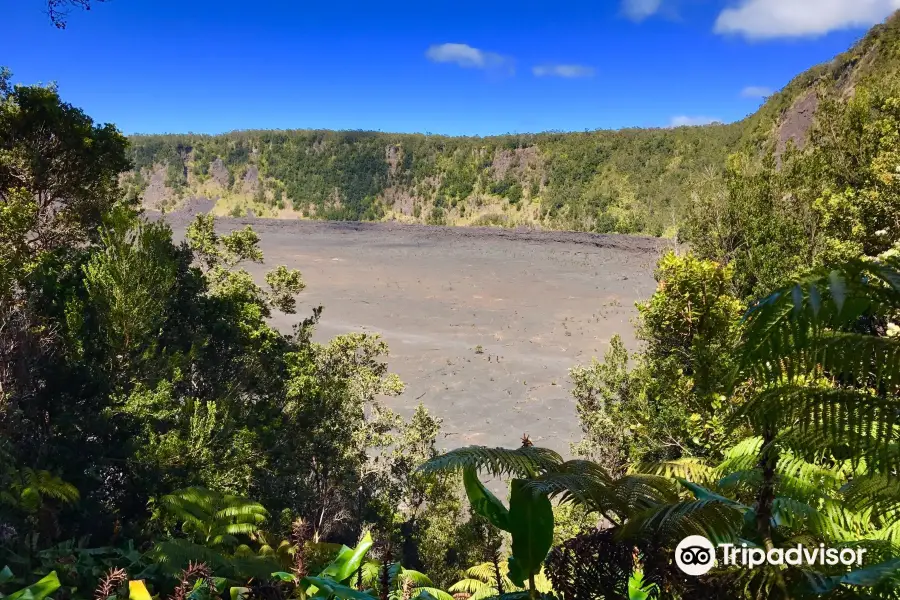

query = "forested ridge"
[126,125,740,236]
[5,7,900,600]
[123,10,900,239]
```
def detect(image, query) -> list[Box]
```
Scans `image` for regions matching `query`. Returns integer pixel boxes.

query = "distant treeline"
[126,124,743,236]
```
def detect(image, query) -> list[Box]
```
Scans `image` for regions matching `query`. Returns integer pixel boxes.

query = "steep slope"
[739,9,900,153]
[125,126,741,236]
[124,10,900,237]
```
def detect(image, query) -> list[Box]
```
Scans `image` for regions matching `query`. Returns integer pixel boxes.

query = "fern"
[736,259,900,471]
[420,446,563,479]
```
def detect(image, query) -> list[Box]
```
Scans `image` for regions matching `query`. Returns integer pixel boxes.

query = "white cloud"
[741,85,774,97]
[532,64,596,78]
[715,0,900,39]
[425,43,513,73]
[621,0,664,21]
[669,115,722,127]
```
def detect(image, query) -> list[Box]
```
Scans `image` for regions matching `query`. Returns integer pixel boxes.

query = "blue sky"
[2,0,898,135]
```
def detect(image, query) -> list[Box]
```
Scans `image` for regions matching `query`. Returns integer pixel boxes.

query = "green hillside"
[126,125,741,236]
[126,10,900,239]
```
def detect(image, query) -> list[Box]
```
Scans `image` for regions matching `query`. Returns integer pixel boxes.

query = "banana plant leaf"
[415,588,455,600]
[463,468,510,532]
[319,531,373,583]
[230,587,250,600]
[300,577,376,600]
[506,479,553,588]
[5,572,60,600]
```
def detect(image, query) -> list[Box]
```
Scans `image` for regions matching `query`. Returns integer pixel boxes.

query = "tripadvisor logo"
[675,536,868,576]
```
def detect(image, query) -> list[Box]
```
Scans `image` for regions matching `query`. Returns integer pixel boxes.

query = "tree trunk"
[755,427,791,600]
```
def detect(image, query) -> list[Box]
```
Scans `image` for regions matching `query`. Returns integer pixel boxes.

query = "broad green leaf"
[300,577,376,600]
[230,587,250,600]
[319,532,373,583]
[128,580,152,600]
[829,270,846,313]
[0,567,13,585]
[414,588,455,600]
[270,572,296,582]
[806,558,900,593]
[7,572,60,600]
[505,479,553,587]
[463,468,510,532]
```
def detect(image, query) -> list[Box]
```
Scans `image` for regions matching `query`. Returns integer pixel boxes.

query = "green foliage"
[1,469,79,515]
[149,487,274,577]
[570,251,745,472]
[448,560,551,599]
[0,570,60,600]
[0,70,131,251]
[627,571,656,600]
[424,446,565,593]
[689,81,900,300]
[125,123,741,235]
[505,480,553,588]
[83,208,178,357]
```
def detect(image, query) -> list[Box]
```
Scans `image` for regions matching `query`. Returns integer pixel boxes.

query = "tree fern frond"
[449,579,493,595]
[611,475,680,515]
[21,469,80,504]
[844,474,900,518]
[215,502,268,522]
[470,588,501,600]
[421,446,563,478]
[399,569,434,587]
[465,562,501,582]
[619,499,744,545]
[717,437,764,473]
[521,460,615,514]
[804,557,900,594]
[222,523,264,536]
[150,539,229,572]
[360,561,381,589]
[736,385,900,470]
[632,457,717,486]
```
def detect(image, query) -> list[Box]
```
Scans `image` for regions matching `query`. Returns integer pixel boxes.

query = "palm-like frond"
[454,561,520,594]
[398,569,434,587]
[420,446,563,478]
[448,577,494,595]
[159,487,267,547]
[736,385,900,469]
[631,457,718,487]
[737,259,900,469]
[5,469,79,513]
[618,498,745,545]
[609,475,680,514]
[521,460,613,512]
[21,469,80,504]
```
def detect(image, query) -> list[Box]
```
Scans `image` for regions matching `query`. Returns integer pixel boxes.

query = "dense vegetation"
[7,8,900,600]
[126,125,741,236]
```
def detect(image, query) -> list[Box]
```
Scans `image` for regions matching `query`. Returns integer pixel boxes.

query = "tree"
[623,257,900,598]
[569,251,745,472]
[45,0,107,28]
[0,71,131,253]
